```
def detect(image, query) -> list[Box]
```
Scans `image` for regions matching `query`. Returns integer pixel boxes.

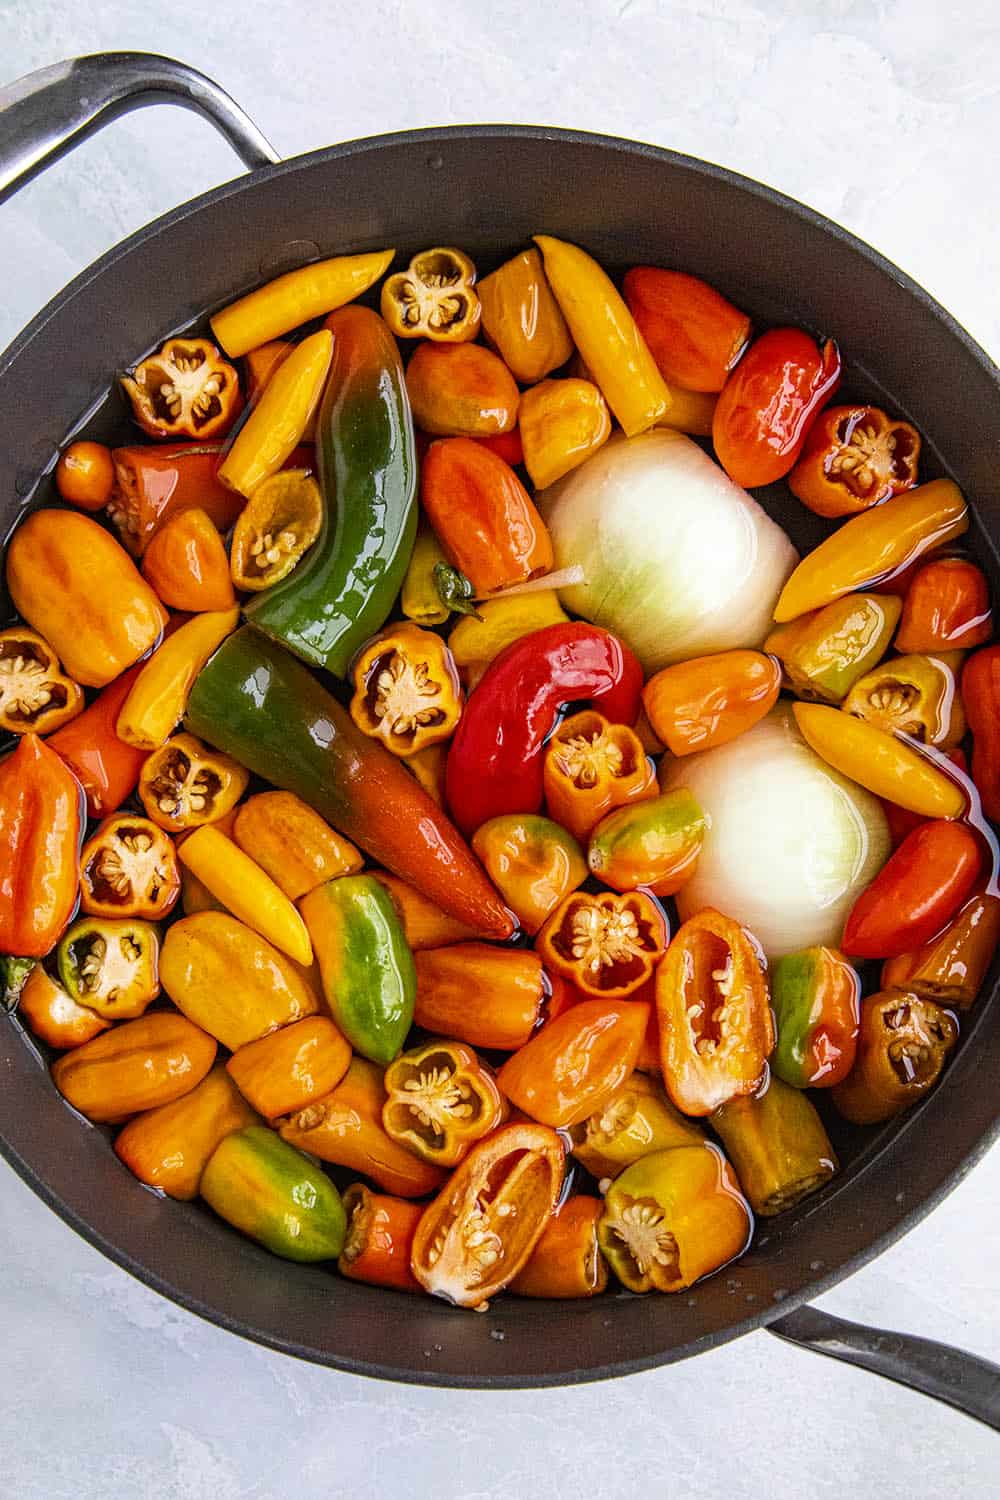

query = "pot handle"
[0,51,279,206]
[768,1304,1000,1430]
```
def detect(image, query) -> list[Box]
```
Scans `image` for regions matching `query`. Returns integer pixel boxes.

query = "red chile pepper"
[962,646,1000,821]
[842,819,982,960]
[48,662,150,819]
[712,328,841,489]
[445,622,644,837]
[0,734,84,957]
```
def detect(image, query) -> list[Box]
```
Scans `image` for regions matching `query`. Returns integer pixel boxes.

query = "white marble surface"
[2,2,999,1495]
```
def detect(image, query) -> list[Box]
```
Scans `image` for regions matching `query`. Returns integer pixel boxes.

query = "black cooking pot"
[2,52,999,1421]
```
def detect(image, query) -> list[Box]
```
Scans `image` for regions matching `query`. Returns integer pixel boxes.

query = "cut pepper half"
[382,1040,506,1167]
[121,337,241,440]
[381,247,481,342]
[229,469,322,592]
[57,916,161,1021]
[349,623,463,757]
[537,889,668,998]
[0,627,84,736]
[138,731,249,833]
[79,814,181,920]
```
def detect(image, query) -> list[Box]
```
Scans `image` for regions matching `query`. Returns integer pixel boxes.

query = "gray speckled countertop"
[2,3,999,1495]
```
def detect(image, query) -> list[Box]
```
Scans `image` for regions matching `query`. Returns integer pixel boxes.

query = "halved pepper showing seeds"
[52,1011,216,1123]
[79,814,180,920]
[115,1065,257,1200]
[57,916,161,1021]
[656,908,775,1116]
[842,652,966,748]
[349,623,463,758]
[881,890,1000,1010]
[278,1056,446,1198]
[138,732,250,834]
[568,1070,704,1180]
[382,1039,506,1167]
[229,469,323,592]
[497,998,650,1128]
[121,337,241,440]
[380,246,481,342]
[764,594,901,704]
[788,404,921,519]
[300,875,415,1065]
[226,1016,352,1121]
[410,1121,565,1308]
[338,1184,424,1292]
[509,1195,609,1299]
[471,814,587,936]
[232,791,362,901]
[543,709,655,842]
[587,789,706,897]
[537,890,667,1000]
[597,1144,751,1293]
[771,945,860,1089]
[832,990,959,1124]
[711,1078,838,1216]
[0,627,83,736]
[201,1125,346,1262]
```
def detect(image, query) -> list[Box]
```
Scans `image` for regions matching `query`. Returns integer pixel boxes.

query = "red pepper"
[445,622,644,837]
[962,646,1000,821]
[712,329,841,488]
[0,734,84,957]
[896,557,993,654]
[48,662,150,818]
[842,820,982,959]
[108,444,243,556]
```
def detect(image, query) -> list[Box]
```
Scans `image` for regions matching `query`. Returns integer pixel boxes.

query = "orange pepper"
[642,650,781,756]
[114,1065,257,1199]
[509,1195,608,1298]
[406,341,518,437]
[226,1015,352,1119]
[108,443,247,557]
[48,662,150,819]
[16,964,111,1050]
[656,908,775,1116]
[372,873,483,950]
[232,790,362,901]
[477,248,574,384]
[277,1056,446,1198]
[54,440,115,512]
[121,336,241,441]
[543,709,655,842]
[788,404,921,519]
[537,890,668,999]
[518,378,612,490]
[349,622,464,757]
[0,734,83,957]
[138,732,249,834]
[880,890,1000,1010]
[382,1039,506,1166]
[421,437,553,594]
[0,626,84,737]
[413,944,545,1049]
[623,268,751,392]
[51,1012,217,1123]
[587,789,706,897]
[831,991,958,1124]
[472,813,587,935]
[141,507,236,613]
[895,557,993,653]
[498,997,650,1127]
[78,813,180,920]
[338,1184,424,1292]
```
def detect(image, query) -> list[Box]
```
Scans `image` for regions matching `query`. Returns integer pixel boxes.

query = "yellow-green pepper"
[712,1077,838,1216]
[568,1071,703,1179]
[765,593,900,703]
[842,652,966,748]
[200,1125,346,1261]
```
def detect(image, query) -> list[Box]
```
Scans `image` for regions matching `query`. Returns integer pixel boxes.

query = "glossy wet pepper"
[641,650,782,751]
[16,964,110,1050]
[226,1016,352,1120]
[447,591,569,692]
[543,709,655,842]
[842,820,982,959]
[568,1070,704,1179]
[498,998,650,1127]
[186,627,513,938]
[138,732,249,834]
[141,506,236,613]
[380,246,480,341]
[472,814,587,935]
[832,990,958,1124]
[960,645,1000,821]
[788,404,921,518]
[246,306,417,677]
[108,443,244,557]
[896,557,992,653]
[446,622,644,838]
[121,337,241,440]
[209,247,394,356]
[52,1011,217,1123]
[413,944,546,1050]
[477,248,574,384]
[79,814,180,920]
[201,1125,347,1262]
[117,606,240,751]
[115,1065,257,1199]
[712,328,841,488]
[509,1195,609,1299]
[537,890,667,999]
[338,1184,424,1292]
[881,890,1000,1010]
[843,652,966,748]
[349,623,463,757]
[711,1078,838,1216]
[382,1039,506,1166]
[232,791,362,901]
[792,703,966,818]
[587,789,706,896]
[0,733,83,958]
[771,946,860,1088]
[623,267,750,392]
[300,875,415,1065]
[0,626,83,736]
[764,594,900,704]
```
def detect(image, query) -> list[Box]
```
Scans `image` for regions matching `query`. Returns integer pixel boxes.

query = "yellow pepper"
[765,593,901,703]
[842,653,967,748]
[793,702,966,817]
[774,479,968,622]
[210,248,394,357]
[380,247,480,343]
[478,248,574,384]
[116,606,239,750]
[448,590,569,691]
[519,378,612,490]
[218,330,333,497]
[401,519,450,626]
[533,235,672,436]
[178,823,313,966]
[656,389,718,438]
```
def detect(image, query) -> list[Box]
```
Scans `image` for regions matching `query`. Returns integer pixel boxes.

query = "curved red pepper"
[842,819,983,959]
[445,622,644,836]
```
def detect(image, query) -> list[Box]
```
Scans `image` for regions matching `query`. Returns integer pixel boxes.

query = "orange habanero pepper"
[509,1195,609,1299]
[406,341,519,437]
[121,337,241,441]
[52,1012,217,1123]
[372,874,483,950]
[832,991,958,1125]
[896,557,993,653]
[0,734,83,958]
[498,998,650,1128]
[963,645,1000,820]
[413,944,546,1050]
[421,438,553,594]
[642,650,781,756]
[623,267,751,393]
[338,1183,425,1292]
[16,964,111,1051]
[141,507,236,613]
[788,404,921,519]
[47,663,150,820]
[108,443,246,557]
[472,814,587,936]
[79,813,180,920]
[537,890,668,1000]
[383,1039,507,1166]
[543,709,655,842]
[880,890,1000,1011]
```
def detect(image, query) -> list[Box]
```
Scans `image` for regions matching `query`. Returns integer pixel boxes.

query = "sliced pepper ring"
[842,652,966,748]
[57,916,161,1021]
[230,469,322,592]
[543,709,655,842]
[537,889,668,998]
[382,1040,506,1167]
[381,247,481,342]
[350,623,463,758]
[0,626,84,736]
[80,814,181,920]
[121,337,241,440]
[138,731,250,833]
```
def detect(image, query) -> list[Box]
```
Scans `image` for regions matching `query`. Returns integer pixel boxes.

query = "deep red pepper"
[962,646,1000,821]
[712,328,841,488]
[842,819,983,959]
[445,622,644,837]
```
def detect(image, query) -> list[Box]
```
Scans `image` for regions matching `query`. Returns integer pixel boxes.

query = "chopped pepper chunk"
[0,626,84,736]
[138,731,249,833]
[537,889,667,998]
[543,709,655,842]
[80,814,181,920]
[57,916,161,1021]
[350,623,463,757]
[121,337,241,440]
[381,246,481,342]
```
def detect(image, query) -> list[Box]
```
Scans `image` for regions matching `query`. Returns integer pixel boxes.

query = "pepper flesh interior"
[365,648,447,745]
[388,1049,484,1151]
[148,746,221,821]
[681,930,741,1061]
[0,637,67,724]
[88,825,171,908]
[827,413,918,499]
[74,931,143,1004]
[882,998,955,1086]
[552,896,659,989]
[604,1194,681,1286]
[555,719,638,787]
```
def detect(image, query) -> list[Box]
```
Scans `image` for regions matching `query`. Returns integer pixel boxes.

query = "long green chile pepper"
[186,627,513,939]
[245,304,417,676]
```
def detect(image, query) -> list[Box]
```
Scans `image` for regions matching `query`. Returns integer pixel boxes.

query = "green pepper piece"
[433,562,481,619]
[201,1125,346,1261]
[711,1077,838,1217]
[245,305,417,677]
[185,627,513,940]
[0,955,35,1013]
[765,592,901,703]
[300,875,415,1064]
[771,946,860,1089]
[57,916,160,1020]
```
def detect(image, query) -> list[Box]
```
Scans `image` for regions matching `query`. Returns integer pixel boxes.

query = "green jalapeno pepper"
[299,875,416,1064]
[57,916,160,1020]
[764,592,900,703]
[245,305,417,676]
[771,945,860,1089]
[200,1125,346,1261]
[711,1077,838,1216]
